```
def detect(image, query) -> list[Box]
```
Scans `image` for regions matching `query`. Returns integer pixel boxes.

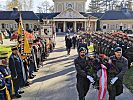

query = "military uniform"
[74,56,90,100]
[0,63,12,98]
[109,55,128,100]
[9,47,25,96]
[0,72,7,100]
[125,41,133,68]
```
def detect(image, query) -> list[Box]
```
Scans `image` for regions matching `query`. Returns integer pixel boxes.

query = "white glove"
[97,69,101,78]
[110,77,118,85]
[87,75,95,83]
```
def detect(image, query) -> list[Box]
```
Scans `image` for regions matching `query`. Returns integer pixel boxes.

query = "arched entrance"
[58,23,63,32]
[67,22,73,32]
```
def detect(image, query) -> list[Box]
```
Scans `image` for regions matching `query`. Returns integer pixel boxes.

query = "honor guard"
[9,46,25,98]
[0,53,13,98]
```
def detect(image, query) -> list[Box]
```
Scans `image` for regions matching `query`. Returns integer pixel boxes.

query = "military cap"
[79,47,86,53]
[114,47,122,52]
[11,46,18,51]
[0,53,8,60]
[124,38,128,40]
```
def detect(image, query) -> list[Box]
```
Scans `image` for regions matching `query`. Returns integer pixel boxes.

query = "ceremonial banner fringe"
[98,64,107,99]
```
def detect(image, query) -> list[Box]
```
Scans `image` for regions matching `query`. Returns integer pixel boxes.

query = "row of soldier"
[0,37,55,99]
[84,32,133,68]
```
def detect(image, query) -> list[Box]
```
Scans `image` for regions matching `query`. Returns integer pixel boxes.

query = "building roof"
[0,11,39,20]
[100,10,133,20]
[36,12,99,19]
[88,13,104,18]
[36,13,60,19]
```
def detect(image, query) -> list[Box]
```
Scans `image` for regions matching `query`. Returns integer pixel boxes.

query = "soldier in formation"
[0,36,55,99]
[87,32,133,68]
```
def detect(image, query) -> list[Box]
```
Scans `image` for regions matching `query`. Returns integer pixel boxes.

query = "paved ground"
[14,35,133,100]
[0,39,17,45]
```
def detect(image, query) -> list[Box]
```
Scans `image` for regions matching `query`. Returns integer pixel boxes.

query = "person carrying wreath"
[109,47,128,100]
[74,47,95,100]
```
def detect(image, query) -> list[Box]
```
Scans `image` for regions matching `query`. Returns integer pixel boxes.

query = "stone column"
[95,21,97,31]
[74,21,77,33]
[63,21,66,32]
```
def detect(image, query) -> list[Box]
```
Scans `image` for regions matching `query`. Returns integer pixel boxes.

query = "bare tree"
[37,0,54,13]
[88,0,104,13]
[6,0,22,11]
[6,0,33,11]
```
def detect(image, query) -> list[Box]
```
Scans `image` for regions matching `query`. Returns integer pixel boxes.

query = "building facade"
[0,8,39,32]
[100,7,133,33]
[37,0,98,33]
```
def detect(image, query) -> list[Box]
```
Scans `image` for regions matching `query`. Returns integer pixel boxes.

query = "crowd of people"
[89,32,133,68]
[73,31,132,100]
[0,37,55,99]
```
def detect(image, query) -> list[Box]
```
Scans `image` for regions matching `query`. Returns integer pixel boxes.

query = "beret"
[114,47,122,52]
[79,47,86,52]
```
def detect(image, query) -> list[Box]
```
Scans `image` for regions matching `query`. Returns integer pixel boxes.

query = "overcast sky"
[0,0,123,12]
[0,0,91,12]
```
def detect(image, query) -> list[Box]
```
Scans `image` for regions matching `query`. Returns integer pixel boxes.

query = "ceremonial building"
[36,0,98,33]
[0,0,133,33]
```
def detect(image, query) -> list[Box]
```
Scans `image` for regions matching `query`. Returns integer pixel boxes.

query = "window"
[116,24,118,29]
[30,24,32,29]
[10,24,13,29]
[14,24,17,28]
[2,23,5,29]
[124,24,126,29]
[103,24,107,29]
[6,24,8,28]
[111,24,115,30]
[128,24,130,29]
[107,24,110,29]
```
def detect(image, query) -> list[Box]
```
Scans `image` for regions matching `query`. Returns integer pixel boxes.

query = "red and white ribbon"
[98,64,107,99]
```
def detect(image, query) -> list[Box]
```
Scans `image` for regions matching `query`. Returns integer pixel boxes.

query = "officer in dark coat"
[0,53,12,98]
[9,46,25,98]
[66,35,72,55]
[74,47,95,100]
[109,47,128,100]
[78,38,88,54]
[72,34,77,49]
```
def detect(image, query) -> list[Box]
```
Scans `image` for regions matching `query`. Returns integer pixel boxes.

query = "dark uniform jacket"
[74,57,88,78]
[9,53,25,87]
[110,55,128,81]
[0,64,11,87]
[66,38,72,48]
[0,73,6,99]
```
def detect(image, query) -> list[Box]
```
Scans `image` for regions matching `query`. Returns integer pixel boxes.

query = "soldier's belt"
[4,75,11,79]
[0,86,6,91]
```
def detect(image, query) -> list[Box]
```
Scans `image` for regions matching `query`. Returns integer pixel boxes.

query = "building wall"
[53,0,87,12]
[0,20,39,32]
[101,20,133,31]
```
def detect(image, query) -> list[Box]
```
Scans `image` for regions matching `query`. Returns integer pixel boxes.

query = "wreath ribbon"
[98,64,107,99]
